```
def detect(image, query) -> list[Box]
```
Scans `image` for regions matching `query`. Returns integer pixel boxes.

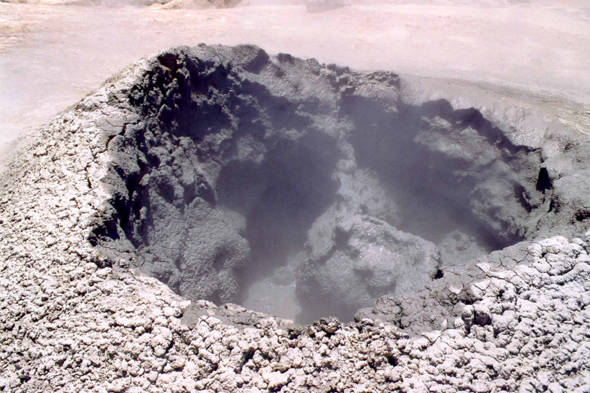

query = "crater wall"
[89,45,590,323]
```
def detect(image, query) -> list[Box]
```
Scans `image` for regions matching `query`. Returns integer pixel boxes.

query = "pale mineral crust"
[0,44,589,392]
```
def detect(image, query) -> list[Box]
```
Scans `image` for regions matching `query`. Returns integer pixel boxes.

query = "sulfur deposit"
[1,44,589,392]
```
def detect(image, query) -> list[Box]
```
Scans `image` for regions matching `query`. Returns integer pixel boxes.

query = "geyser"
[91,44,590,323]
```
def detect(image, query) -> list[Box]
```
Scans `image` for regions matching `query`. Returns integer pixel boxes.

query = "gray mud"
[90,45,590,323]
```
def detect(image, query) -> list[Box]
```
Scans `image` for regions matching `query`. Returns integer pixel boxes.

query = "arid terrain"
[1,0,589,167]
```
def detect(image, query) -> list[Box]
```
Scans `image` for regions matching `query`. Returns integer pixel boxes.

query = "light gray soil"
[2,1,590,169]
[1,45,589,391]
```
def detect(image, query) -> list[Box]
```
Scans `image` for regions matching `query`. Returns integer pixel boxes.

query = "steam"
[1,0,587,321]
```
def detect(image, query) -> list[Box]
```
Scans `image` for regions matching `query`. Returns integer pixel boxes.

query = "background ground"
[0,0,589,167]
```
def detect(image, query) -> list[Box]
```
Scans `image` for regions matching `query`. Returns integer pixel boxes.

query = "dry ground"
[0,0,589,165]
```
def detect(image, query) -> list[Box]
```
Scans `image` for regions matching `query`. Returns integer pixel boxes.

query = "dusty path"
[0,1,589,163]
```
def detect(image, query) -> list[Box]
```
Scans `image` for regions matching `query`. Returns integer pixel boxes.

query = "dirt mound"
[151,0,242,9]
[1,45,589,391]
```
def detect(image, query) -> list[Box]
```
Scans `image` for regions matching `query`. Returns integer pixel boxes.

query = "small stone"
[163,307,181,318]
[263,372,289,390]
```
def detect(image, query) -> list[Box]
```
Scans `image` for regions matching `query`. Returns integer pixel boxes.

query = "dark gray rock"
[298,214,441,322]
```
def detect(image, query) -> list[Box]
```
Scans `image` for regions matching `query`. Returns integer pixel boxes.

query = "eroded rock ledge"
[0,44,589,391]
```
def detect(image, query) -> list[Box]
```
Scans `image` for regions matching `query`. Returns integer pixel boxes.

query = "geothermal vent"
[2,44,590,392]
[88,44,589,324]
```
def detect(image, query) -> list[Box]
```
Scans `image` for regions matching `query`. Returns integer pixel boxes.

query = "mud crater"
[92,45,586,324]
